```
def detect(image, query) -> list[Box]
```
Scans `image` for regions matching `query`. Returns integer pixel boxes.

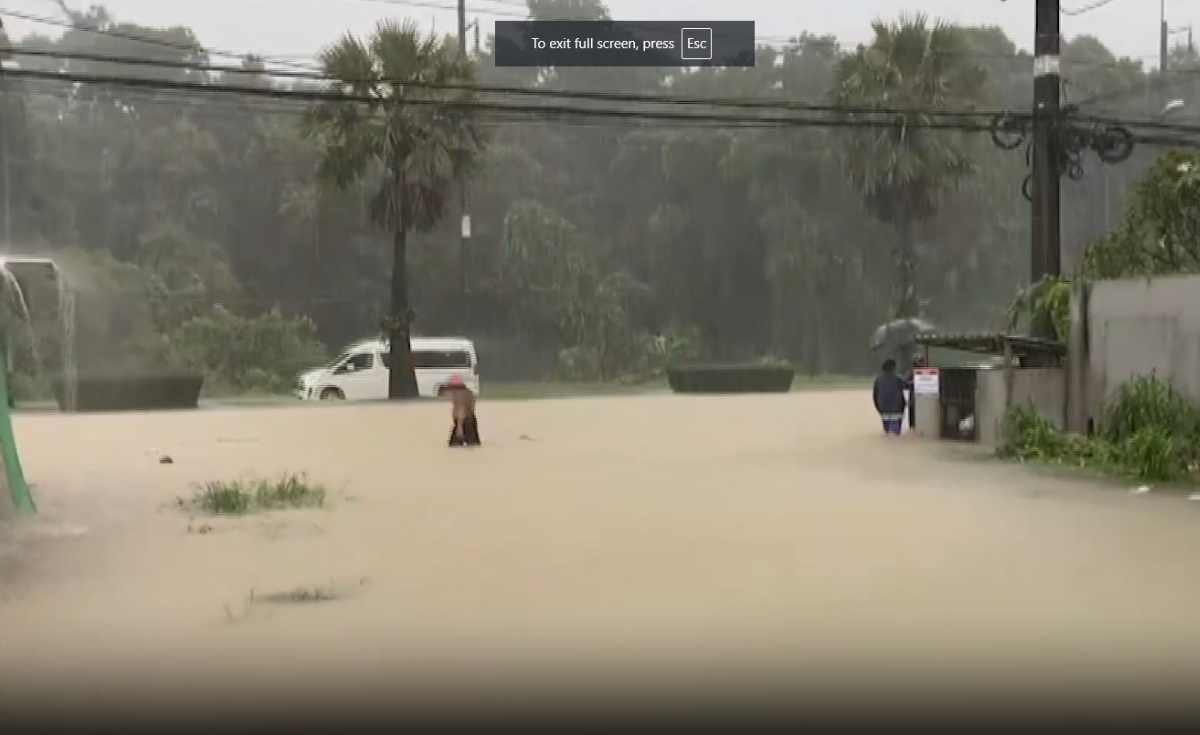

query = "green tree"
[1061,35,1146,112]
[527,0,608,20]
[832,14,987,318]
[1082,150,1200,278]
[305,20,483,397]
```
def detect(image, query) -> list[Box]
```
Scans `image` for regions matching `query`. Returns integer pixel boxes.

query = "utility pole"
[1031,0,1063,284]
[1161,0,1169,74]
[456,0,471,320]
[457,0,466,56]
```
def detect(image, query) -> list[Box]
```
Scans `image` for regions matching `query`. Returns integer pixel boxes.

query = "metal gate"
[939,368,978,441]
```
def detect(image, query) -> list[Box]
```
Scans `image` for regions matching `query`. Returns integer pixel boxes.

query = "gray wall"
[976,369,1006,448]
[977,367,1066,449]
[1086,275,1200,427]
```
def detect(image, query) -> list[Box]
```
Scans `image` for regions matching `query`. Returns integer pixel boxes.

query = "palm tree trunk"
[892,211,918,319]
[387,217,420,400]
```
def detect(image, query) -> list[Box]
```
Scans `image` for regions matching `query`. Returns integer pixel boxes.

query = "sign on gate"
[913,368,940,396]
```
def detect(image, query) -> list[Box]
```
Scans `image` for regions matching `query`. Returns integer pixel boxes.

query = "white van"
[295,337,480,401]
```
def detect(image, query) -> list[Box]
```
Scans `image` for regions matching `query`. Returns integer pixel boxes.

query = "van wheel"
[320,388,344,401]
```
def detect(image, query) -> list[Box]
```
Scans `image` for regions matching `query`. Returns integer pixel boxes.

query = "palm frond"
[371,19,431,84]
[305,19,484,243]
[320,33,379,96]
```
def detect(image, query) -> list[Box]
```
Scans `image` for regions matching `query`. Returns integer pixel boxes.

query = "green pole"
[0,342,34,514]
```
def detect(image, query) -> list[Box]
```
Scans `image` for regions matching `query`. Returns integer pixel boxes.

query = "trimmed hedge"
[667,364,795,394]
[54,373,205,411]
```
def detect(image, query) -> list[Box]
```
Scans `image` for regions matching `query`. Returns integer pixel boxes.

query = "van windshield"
[327,352,350,369]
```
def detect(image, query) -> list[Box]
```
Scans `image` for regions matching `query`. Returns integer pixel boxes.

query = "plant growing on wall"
[1006,276,1072,343]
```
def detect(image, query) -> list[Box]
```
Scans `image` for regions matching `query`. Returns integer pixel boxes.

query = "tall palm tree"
[833,14,986,319]
[305,20,483,398]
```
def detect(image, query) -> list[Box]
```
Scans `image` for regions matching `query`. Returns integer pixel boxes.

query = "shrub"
[553,324,707,383]
[54,247,176,373]
[640,325,705,371]
[171,307,327,393]
[1102,374,1200,446]
[194,482,253,515]
[191,473,327,515]
[999,403,1066,461]
[666,364,795,394]
[254,473,328,510]
[1001,375,1200,483]
[554,344,601,381]
[1120,427,1184,483]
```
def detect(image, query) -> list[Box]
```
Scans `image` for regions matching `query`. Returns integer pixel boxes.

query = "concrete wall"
[976,367,1066,449]
[1086,275,1200,427]
[976,369,1006,449]
[913,394,940,439]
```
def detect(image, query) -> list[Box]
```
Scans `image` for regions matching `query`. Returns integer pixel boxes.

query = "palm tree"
[833,14,986,319]
[305,20,483,398]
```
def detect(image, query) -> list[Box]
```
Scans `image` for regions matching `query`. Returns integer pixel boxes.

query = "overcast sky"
[1,0,1192,69]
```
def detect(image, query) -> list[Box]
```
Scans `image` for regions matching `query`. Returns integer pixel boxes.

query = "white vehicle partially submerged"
[296,336,479,401]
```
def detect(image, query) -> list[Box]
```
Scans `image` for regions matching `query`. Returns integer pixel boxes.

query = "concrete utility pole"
[457,0,471,313]
[458,0,467,56]
[1161,0,1169,74]
[1031,0,1063,283]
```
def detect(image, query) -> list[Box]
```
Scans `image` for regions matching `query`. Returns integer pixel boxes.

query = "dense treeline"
[1,0,1197,389]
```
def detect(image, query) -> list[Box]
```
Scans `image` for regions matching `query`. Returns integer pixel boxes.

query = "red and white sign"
[913,368,940,396]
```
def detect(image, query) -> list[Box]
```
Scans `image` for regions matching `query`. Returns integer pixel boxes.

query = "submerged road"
[2,390,1199,723]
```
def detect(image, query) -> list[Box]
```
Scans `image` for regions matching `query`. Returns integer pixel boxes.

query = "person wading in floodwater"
[873,359,907,437]
[446,374,481,448]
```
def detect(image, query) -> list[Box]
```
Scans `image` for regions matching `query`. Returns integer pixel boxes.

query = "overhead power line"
[4,46,1008,120]
[20,84,822,132]
[9,29,1200,147]
[0,7,322,71]
[1062,0,1121,17]
[12,56,1200,151]
[338,0,527,18]
[1080,112,1200,136]
[0,65,1014,133]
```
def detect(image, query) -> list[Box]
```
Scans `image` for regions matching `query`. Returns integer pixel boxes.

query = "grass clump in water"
[1000,374,1200,484]
[192,473,327,515]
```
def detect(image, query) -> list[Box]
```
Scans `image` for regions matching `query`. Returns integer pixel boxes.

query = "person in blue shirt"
[873,359,907,437]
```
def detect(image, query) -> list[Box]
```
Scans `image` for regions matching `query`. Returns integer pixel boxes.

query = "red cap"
[447,374,465,388]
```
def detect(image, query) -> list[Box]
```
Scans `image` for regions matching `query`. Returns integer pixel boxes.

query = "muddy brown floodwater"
[2,390,1200,723]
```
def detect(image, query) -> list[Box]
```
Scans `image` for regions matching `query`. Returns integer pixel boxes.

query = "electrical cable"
[4,46,1013,120]
[0,7,323,71]
[0,66,1018,135]
[1062,0,1121,17]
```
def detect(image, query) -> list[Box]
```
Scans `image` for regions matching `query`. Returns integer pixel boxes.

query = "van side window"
[344,353,373,371]
[412,350,472,369]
